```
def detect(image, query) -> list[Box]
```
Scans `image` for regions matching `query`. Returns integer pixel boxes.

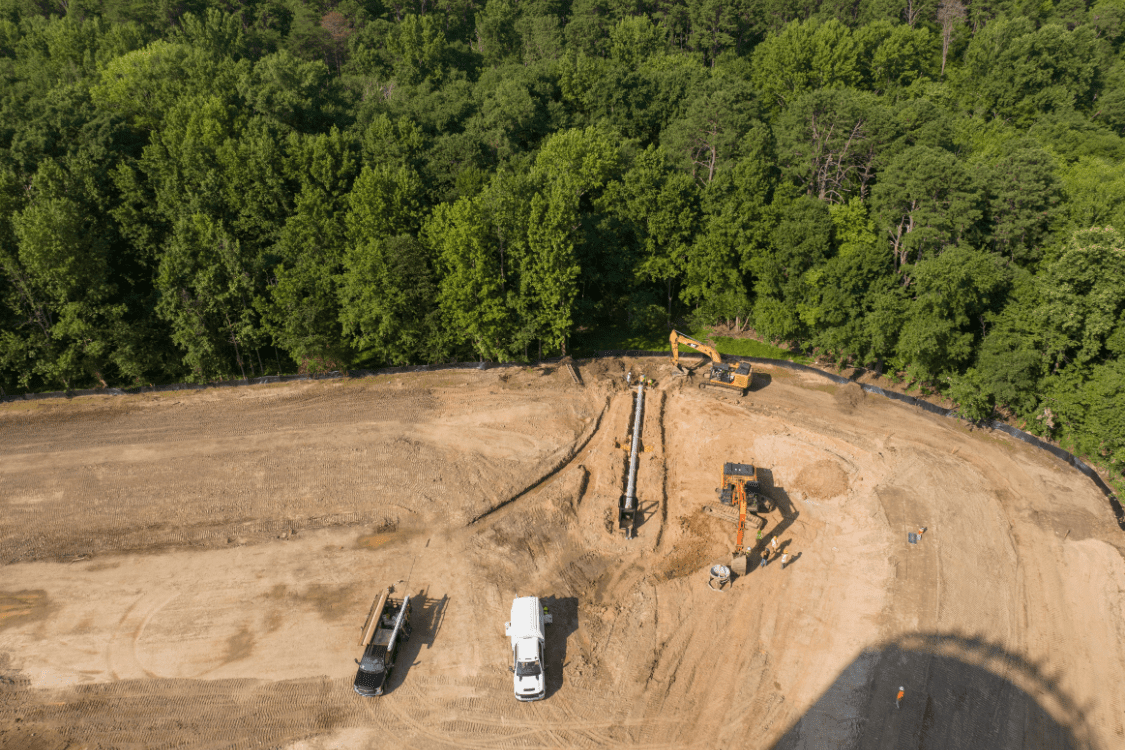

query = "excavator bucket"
[670,329,719,377]
[730,554,749,577]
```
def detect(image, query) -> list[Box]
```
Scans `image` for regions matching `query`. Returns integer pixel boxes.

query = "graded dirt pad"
[0,371,596,562]
[2,361,1124,749]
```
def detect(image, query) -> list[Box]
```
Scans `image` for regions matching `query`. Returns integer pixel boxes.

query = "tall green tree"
[474,0,520,67]
[972,270,1047,416]
[609,15,667,67]
[1038,227,1125,371]
[256,127,359,369]
[954,18,1102,125]
[1055,156,1125,232]
[661,68,760,185]
[386,14,449,84]
[525,186,581,354]
[799,198,894,360]
[532,126,622,328]
[853,19,935,94]
[155,213,265,381]
[91,39,247,130]
[339,234,444,365]
[607,146,701,316]
[751,18,861,111]
[428,194,516,359]
[680,125,778,325]
[750,191,832,341]
[895,244,1009,381]
[980,140,1061,265]
[338,162,436,364]
[777,87,896,203]
[872,145,982,273]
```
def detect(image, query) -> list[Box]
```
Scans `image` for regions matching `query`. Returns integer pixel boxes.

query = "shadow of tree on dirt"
[769,631,1094,750]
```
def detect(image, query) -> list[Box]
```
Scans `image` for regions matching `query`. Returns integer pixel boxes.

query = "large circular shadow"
[770,632,1095,750]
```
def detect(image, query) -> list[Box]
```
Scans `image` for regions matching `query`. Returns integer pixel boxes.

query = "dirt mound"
[834,382,865,411]
[576,357,622,383]
[794,460,850,499]
[656,511,731,581]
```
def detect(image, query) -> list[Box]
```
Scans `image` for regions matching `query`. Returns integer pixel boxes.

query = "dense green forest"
[1,0,1124,478]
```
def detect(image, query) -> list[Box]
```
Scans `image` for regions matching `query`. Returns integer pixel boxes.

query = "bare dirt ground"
[2,359,1124,749]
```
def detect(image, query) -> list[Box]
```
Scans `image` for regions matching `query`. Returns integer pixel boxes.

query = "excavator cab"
[708,361,751,387]
[718,464,761,505]
[719,464,769,511]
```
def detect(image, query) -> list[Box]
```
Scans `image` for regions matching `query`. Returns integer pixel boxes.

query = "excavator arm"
[733,482,749,555]
[669,330,721,372]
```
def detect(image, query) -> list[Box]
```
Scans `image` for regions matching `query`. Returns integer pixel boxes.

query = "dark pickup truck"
[354,591,412,697]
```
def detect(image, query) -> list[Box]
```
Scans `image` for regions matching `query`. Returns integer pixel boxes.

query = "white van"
[505,596,552,701]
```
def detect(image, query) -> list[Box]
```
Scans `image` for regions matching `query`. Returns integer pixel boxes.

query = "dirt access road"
[1,359,1123,750]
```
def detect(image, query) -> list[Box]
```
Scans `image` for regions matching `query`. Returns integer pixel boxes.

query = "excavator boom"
[733,482,749,554]
[669,329,753,396]
[669,330,721,371]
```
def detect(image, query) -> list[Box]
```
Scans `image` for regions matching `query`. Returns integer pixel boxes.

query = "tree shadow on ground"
[769,631,1095,750]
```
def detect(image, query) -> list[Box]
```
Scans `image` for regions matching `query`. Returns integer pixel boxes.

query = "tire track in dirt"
[107,593,169,681]
[395,677,675,740]
[383,692,688,750]
[1,376,595,563]
[3,676,369,749]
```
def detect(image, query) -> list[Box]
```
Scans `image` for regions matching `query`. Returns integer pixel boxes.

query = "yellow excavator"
[669,330,753,396]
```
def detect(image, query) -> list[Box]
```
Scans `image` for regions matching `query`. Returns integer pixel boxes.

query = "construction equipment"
[354,587,412,696]
[619,382,645,537]
[708,564,732,592]
[710,462,773,576]
[669,330,752,396]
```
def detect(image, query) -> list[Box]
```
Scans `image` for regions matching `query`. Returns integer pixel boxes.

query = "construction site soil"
[2,359,1124,749]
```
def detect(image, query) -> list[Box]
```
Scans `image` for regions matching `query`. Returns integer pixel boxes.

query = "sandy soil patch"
[1,361,1123,749]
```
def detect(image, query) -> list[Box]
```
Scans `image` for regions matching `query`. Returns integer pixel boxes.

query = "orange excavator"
[732,481,754,557]
[669,330,752,396]
[709,462,773,575]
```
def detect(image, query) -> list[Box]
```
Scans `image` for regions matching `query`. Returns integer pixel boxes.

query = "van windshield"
[515,660,541,677]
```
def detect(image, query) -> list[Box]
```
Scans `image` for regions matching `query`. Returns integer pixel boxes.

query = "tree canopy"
[1,0,1125,487]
